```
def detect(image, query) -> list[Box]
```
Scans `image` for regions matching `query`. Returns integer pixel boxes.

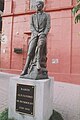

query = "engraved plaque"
[16,84,35,115]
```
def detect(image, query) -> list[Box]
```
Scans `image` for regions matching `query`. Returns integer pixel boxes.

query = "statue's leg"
[20,56,31,76]
[36,49,41,70]
[20,37,37,76]
[37,35,46,69]
[40,42,47,68]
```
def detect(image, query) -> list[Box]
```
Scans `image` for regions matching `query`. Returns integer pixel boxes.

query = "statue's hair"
[36,1,44,7]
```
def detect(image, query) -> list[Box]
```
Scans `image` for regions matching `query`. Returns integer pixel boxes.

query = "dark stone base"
[20,66,48,80]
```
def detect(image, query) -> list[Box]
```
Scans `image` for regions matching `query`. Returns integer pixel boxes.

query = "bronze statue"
[20,1,51,79]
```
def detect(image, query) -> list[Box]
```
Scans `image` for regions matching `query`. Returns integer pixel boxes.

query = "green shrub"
[0,109,15,120]
[0,109,8,120]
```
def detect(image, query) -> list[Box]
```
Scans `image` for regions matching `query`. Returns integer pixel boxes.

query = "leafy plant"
[72,0,80,23]
[0,109,15,120]
[0,108,8,120]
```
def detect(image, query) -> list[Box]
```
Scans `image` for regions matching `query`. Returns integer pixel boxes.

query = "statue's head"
[35,1,44,11]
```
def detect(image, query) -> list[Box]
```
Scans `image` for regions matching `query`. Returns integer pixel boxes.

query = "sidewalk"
[0,72,17,112]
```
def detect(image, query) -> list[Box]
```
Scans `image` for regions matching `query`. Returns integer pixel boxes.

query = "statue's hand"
[38,32,46,36]
[33,31,38,36]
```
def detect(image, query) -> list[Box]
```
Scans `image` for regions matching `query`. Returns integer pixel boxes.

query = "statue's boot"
[20,56,31,76]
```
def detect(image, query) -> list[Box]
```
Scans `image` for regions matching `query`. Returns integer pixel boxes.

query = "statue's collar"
[36,10,43,15]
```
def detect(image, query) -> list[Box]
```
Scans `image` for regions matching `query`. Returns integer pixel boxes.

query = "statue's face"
[36,2,43,11]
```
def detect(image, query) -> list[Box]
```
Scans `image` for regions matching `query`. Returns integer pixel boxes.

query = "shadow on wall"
[0,0,4,12]
[0,0,4,32]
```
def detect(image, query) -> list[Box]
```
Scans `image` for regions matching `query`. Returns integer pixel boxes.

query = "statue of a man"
[21,0,51,78]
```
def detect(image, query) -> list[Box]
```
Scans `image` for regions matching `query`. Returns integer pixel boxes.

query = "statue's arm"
[44,14,51,35]
[30,15,38,35]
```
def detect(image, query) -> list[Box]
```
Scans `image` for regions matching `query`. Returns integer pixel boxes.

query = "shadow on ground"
[49,110,64,120]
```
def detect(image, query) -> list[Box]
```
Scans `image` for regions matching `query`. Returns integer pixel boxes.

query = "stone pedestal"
[8,77,54,120]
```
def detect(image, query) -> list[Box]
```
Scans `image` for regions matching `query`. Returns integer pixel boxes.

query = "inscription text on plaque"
[16,84,35,116]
